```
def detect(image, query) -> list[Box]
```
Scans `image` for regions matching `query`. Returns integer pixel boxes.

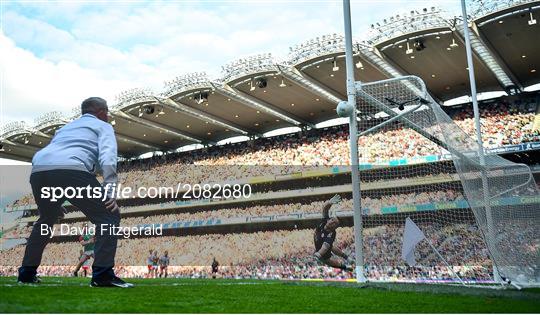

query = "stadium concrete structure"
[1,0,539,161]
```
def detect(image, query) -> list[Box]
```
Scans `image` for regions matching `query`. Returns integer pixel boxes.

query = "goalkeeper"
[313,194,354,271]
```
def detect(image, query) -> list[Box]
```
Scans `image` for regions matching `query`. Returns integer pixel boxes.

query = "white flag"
[401,217,426,266]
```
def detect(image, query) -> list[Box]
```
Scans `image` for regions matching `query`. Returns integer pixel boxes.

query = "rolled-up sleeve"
[98,123,118,196]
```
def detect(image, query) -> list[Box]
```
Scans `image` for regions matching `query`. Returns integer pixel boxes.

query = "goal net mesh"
[354,75,539,286]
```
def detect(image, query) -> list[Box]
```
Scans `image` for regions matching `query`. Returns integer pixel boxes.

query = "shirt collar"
[81,113,98,119]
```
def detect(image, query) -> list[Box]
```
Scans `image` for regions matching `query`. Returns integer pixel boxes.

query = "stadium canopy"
[1,0,539,161]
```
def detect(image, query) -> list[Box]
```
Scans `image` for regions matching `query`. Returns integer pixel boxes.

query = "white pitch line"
[0,281,275,287]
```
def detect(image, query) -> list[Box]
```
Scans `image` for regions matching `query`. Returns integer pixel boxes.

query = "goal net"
[353,75,539,286]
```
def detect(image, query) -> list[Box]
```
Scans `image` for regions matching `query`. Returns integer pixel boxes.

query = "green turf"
[1,277,539,313]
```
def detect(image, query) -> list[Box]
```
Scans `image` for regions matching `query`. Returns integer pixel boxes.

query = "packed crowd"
[1,225,32,239]
[9,195,33,209]
[3,190,465,240]
[0,222,498,281]
[453,101,539,148]
[116,190,462,227]
[7,98,538,209]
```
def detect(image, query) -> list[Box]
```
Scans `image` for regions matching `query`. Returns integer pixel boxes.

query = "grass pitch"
[0,277,539,313]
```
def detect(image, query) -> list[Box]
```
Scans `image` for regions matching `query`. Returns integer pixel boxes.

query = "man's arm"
[97,123,119,212]
[314,242,331,260]
[98,123,118,190]
[322,194,341,218]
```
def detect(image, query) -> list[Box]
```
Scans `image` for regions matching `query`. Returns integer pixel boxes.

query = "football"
[336,101,354,117]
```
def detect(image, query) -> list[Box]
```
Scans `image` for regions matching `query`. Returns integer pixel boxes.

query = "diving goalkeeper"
[313,194,354,271]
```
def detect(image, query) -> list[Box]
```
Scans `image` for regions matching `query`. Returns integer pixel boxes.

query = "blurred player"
[73,223,95,277]
[151,250,159,278]
[211,257,219,279]
[313,194,353,271]
[158,251,170,278]
[147,249,156,278]
[78,249,91,277]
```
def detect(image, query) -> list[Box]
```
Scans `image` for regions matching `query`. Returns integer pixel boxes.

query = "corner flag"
[401,217,426,266]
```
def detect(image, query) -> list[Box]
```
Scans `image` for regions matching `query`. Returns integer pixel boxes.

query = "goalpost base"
[355,266,367,283]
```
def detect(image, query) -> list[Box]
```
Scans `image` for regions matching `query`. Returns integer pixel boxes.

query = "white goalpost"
[341,0,539,286]
[341,0,366,283]
[459,0,502,285]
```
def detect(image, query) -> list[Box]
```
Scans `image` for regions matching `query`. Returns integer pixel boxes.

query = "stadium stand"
[0,223,493,281]
[5,96,539,209]
[1,93,539,282]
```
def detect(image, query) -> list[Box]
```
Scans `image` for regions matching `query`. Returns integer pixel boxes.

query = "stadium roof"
[1,0,539,161]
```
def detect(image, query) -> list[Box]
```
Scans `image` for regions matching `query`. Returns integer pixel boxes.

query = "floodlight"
[414,39,425,51]
[255,78,267,88]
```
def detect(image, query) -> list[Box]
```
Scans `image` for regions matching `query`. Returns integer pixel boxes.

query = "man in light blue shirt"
[31,106,118,194]
[18,97,133,288]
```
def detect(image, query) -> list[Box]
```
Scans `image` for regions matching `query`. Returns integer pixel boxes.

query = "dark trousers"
[18,170,120,281]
